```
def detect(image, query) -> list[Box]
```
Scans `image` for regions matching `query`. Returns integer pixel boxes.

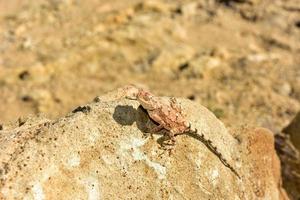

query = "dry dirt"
[0,0,300,199]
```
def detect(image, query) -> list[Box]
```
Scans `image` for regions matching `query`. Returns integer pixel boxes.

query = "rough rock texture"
[276,131,300,200]
[277,112,300,200]
[0,88,287,199]
[1,0,300,199]
[283,112,300,150]
[0,0,299,133]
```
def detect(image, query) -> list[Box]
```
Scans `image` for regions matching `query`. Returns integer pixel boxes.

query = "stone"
[0,87,288,199]
[283,112,300,150]
[275,133,300,200]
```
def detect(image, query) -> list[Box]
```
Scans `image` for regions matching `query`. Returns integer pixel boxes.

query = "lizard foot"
[158,144,175,156]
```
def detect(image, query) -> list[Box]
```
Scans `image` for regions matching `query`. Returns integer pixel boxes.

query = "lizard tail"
[191,129,241,179]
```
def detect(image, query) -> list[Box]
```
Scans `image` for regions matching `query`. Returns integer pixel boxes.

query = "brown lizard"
[124,85,240,179]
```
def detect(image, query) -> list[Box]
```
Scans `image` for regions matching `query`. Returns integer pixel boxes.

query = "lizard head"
[136,90,156,111]
[124,85,157,111]
[124,85,140,100]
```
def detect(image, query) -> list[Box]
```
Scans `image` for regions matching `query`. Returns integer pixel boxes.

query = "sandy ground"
[0,0,300,198]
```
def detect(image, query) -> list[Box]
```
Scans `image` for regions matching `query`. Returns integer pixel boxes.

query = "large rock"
[275,133,300,200]
[277,113,300,200]
[0,87,288,199]
[283,112,300,150]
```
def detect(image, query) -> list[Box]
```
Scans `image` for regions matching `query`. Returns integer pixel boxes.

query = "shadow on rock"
[113,105,150,133]
[113,105,169,144]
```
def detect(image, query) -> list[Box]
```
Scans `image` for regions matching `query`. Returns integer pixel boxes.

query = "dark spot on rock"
[234,135,242,144]
[17,165,22,170]
[93,96,101,102]
[295,21,300,28]
[43,122,50,127]
[218,0,246,6]
[0,124,3,130]
[147,51,159,66]
[72,105,91,114]
[187,95,196,100]
[18,71,30,80]
[18,118,26,127]
[170,6,182,18]
[173,7,182,15]
[18,118,26,126]
[178,62,189,71]
[54,97,61,103]
[2,162,10,175]
[21,95,33,102]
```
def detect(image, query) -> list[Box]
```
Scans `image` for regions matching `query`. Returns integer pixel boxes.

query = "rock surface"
[275,113,300,200]
[0,88,287,199]
[275,133,300,200]
[283,112,300,150]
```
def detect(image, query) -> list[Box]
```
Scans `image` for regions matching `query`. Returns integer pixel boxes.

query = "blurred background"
[0,0,299,199]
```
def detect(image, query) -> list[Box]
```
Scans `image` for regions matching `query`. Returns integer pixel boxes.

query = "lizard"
[124,85,241,179]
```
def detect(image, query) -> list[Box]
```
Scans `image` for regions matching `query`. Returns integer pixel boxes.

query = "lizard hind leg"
[150,124,164,133]
[156,129,176,156]
[161,130,177,155]
[168,129,177,145]
[160,129,177,147]
[145,124,164,139]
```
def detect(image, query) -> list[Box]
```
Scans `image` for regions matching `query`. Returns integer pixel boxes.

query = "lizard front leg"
[147,111,166,133]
